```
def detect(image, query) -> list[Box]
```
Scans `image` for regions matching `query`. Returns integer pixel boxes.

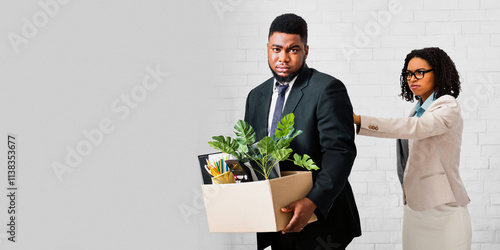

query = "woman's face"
[406,57,435,102]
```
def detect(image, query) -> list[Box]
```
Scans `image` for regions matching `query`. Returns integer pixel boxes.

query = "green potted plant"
[208,113,319,180]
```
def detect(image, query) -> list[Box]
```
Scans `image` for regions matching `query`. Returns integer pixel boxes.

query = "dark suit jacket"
[244,65,361,248]
[396,138,409,184]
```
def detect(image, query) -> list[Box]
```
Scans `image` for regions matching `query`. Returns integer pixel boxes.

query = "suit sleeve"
[358,95,460,140]
[244,90,251,123]
[306,79,357,218]
[244,88,259,134]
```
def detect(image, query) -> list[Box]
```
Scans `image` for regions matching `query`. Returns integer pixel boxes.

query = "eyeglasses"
[402,69,433,81]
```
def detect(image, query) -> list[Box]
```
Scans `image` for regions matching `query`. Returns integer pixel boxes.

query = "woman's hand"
[353,113,361,125]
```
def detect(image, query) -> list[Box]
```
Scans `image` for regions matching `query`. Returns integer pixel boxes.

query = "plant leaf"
[276,138,291,149]
[236,142,249,154]
[288,129,303,140]
[208,135,242,160]
[256,136,275,155]
[271,148,293,162]
[275,113,295,138]
[233,120,255,145]
[275,128,303,149]
[293,153,319,171]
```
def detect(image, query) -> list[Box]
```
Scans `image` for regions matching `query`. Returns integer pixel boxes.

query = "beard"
[268,60,306,83]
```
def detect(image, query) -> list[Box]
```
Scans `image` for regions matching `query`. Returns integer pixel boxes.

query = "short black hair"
[400,47,461,102]
[268,13,308,45]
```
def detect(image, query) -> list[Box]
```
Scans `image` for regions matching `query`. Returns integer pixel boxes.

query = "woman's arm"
[356,95,461,140]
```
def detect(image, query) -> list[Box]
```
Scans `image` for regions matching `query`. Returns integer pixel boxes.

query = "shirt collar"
[415,91,437,112]
[273,75,298,92]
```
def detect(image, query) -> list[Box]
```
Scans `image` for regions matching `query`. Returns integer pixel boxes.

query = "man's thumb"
[281,203,294,212]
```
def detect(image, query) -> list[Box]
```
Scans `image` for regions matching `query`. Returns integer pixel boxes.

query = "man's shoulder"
[309,68,339,83]
[306,68,346,93]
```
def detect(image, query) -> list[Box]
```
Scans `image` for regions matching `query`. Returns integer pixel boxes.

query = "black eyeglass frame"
[402,69,433,81]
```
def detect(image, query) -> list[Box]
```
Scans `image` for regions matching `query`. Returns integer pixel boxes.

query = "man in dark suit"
[244,13,361,249]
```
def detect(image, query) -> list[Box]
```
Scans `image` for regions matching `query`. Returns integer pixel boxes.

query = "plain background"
[1,0,499,249]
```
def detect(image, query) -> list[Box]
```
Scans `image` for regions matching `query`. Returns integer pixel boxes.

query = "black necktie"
[270,84,289,136]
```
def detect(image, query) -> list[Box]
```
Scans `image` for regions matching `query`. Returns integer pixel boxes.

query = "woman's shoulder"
[429,94,462,120]
[433,94,459,107]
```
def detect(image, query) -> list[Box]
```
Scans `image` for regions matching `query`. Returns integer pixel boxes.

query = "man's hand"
[281,198,317,234]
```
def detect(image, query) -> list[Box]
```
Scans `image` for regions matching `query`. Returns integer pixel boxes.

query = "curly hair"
[268,13,308,46]
[399,47,461,102]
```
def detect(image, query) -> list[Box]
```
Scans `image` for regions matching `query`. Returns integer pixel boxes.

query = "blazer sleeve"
[306,79,357,217]
[358,95,461,140]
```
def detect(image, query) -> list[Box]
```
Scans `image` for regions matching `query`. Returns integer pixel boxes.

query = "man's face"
[267,32,309,80]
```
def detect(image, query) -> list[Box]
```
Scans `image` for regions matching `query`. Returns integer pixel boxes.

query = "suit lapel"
[282,65,311,115]
[256,79,273,139]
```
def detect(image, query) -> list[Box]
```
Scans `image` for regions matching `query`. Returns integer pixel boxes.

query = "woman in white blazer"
[353,47,471,250]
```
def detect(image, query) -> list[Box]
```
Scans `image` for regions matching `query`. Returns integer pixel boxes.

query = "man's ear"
[304,45,309,59]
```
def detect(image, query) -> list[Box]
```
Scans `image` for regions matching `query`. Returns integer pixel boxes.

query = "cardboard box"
[201,171,318,232]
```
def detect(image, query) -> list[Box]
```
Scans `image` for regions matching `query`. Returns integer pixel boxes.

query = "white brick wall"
[206,0,500,249]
